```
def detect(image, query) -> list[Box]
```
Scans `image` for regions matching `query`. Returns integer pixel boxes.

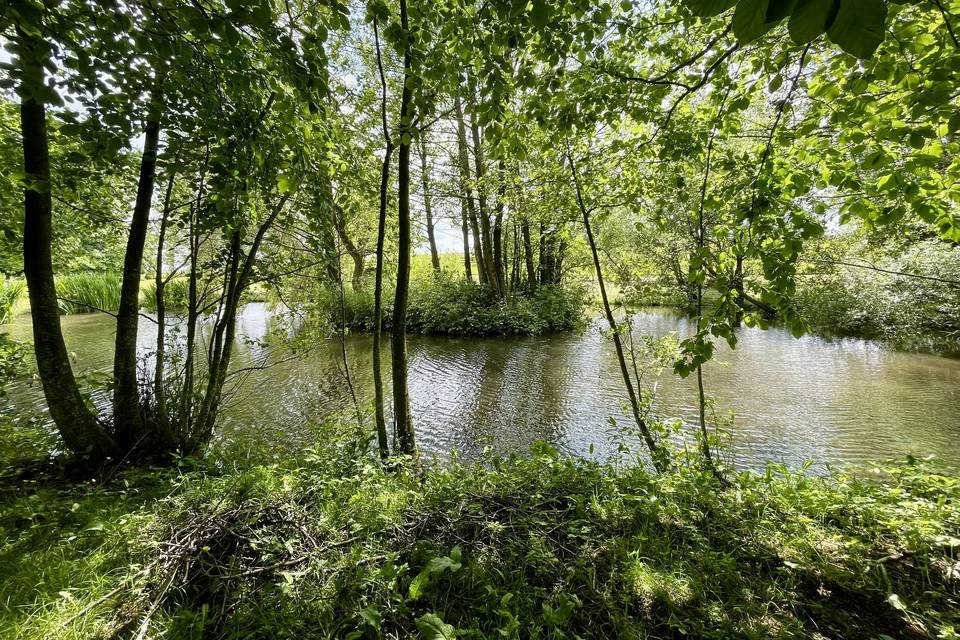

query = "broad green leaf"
[685,0,737,17]
[732,0,775,44]
[788,0,838,44]
[531,0,550,27]
[416,613,457,640]
[826,0,887,58]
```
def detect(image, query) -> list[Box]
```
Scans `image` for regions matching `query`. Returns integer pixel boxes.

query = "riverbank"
[1,426,957,640]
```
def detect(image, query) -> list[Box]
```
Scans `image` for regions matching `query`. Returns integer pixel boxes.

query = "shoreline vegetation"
[1,425,957,640]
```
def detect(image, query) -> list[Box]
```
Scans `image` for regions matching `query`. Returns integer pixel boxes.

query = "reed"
[0,279,25,324]
[55,272,123,315]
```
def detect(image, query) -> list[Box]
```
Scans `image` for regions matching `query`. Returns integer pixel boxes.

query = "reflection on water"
[3,303,959,469]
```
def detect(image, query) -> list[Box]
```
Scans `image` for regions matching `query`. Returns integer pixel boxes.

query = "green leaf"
[732,0,775,44]
[826,0,887,58]
[788,0,838,45]
[416,613,457,640]
[685,0,737,17]
[948,112,960,134]
[531,0,550,27]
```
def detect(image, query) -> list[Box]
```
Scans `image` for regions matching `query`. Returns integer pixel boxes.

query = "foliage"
[0,334,29,397]
[53,273,122,315]
[0,434,957,639]
[0,279,25,323]
[325,276,585,337]
[794,239,960,353]
[139,276,191,313]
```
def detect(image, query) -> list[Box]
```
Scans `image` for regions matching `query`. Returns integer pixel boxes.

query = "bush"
[54,272,122,315]
[795,240,960,353]
[323,276,585,336]
[0,279,25,324]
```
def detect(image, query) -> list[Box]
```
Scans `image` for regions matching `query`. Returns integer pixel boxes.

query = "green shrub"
[795,240,960,353]
[54,272,122,315]
[0,279,25,324]
[322,276,585,336]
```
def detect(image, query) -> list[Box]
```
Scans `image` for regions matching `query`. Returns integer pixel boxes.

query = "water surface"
[4,304,959,470]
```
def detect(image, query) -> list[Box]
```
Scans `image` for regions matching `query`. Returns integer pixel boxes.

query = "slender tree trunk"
[458,165,472,280]
[522,219,536,292]
[371,17,391,460]
[17,29,119,462]
[695,127,719,471]
[539,224,548,286]
[181,204,199,436]
[333,206,364,289]
[454,97,486,284]
[492,161,506,294]
[418,139,441,273]
[392,0,418,460]
[153,166,177,435]
[193,197,287,449]
[467,102,498,294]
[567,149,664,472]
[114,110,163,453]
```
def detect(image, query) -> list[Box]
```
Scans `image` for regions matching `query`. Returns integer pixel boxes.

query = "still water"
[3,304,959,469]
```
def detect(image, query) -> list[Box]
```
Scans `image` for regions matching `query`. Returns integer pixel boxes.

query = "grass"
[1,418,957,640]
[0,279,25,324]
[54,273,122,315]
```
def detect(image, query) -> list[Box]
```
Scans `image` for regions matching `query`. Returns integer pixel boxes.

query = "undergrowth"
[0,423,957,640]
[324,277,585,336]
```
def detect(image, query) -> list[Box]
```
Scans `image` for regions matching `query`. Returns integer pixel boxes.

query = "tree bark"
[522,219,536,292]
[453,97,486,284]
[372,17,391,460]
[333,205,364,289]
[458,164,472,280]
[153,165,177,435]
[467,101,499,294]
[17,29,119,462]
[114,109,163,453]
[567,149,665,472]
[492,161,506,294]
[392,0,418,460]
[418,139,441,273]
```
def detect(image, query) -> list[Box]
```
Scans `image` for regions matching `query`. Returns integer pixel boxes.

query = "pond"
[4,304,960,470]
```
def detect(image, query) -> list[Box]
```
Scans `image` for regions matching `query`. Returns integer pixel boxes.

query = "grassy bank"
[1,424,957,639]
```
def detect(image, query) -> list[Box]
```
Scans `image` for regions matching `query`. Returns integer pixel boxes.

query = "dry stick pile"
[60,498,357,637]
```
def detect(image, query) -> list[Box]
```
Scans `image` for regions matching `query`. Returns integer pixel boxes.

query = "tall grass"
[0,279,25,324]
[140,275,191,312]
[55,273,122,315]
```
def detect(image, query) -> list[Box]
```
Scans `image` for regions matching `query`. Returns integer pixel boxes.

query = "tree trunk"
[567,149,665,472]
[114,112,163,453]
[372,17,391,460]
[392,0,418,460]
[467,102,499,294]
[454,97,486,284]
[333,203,364,289]
[418,139,441,273]
[153,166,177,435]
[492,161,506,294]
[522,219,536,292]
[459,166,473,280]
[17,29,119,462]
